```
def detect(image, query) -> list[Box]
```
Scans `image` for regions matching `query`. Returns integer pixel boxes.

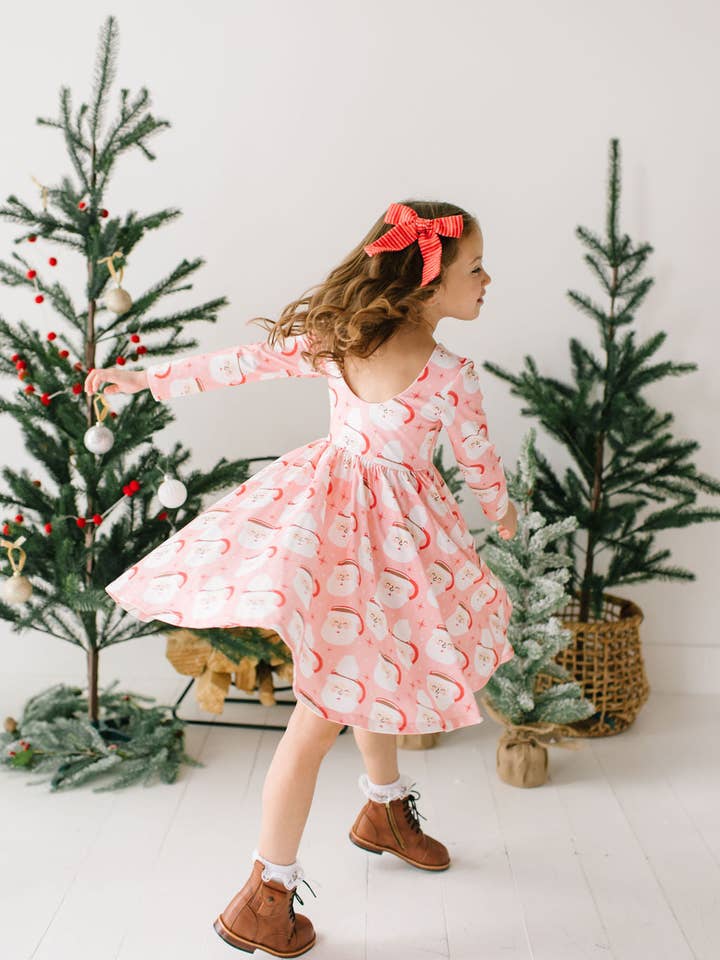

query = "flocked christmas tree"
[0,16,294,786]
[479,427,595,729]
[483,138,720,623]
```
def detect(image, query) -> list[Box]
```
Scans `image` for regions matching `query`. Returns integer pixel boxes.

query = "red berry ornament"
[76,517,87,528]
[47,331,57,341]
[35,295,44,304]
[48,257,57,266]
[26,270,36,280]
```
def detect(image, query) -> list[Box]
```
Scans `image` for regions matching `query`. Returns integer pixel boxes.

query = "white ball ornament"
[104,286,133,315]
[157,474,187,508]
[1,573,33,605]
[84,423,115,455]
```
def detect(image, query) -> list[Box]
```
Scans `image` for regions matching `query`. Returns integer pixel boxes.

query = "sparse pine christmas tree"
[480,428,596,731]
[0,17,292,788]
[484,138,720,623]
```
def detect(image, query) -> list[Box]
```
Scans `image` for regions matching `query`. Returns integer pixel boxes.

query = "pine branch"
[89,16,119,144]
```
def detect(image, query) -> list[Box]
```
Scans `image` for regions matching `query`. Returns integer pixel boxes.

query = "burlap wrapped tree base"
[481,695,585,787]
[397,732,440,750]
[165,627,293,715]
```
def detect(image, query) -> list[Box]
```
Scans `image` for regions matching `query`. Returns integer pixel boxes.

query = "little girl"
[85,199,518,957]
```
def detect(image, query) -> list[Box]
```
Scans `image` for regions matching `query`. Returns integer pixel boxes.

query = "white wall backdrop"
[1,0,717,692]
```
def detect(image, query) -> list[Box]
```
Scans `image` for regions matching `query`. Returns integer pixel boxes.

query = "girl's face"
[427,227,491,323]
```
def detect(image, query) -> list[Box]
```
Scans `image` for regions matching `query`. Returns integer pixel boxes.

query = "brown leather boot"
[213,858,317,956]
[349,785,451,871]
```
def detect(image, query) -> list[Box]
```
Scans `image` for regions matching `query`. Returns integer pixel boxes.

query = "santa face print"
[366,598,389,640]
[368,698,406,733]
[237,518,279,552]
[328,511,358,548]
[426,560,454,600]
[320,607,363,646]
[426,671,464,711]
[425,627,460,665]
[445,602,472,638]
[143,539,184,569]
[327,560,362,596]
[321,671,365,713]
[233,574,286,621]
[192,577,234,617]
[143,571,187,606]
[414,690,446,733]
[374,569,418,609]
[244,485,285,509]
[107,334,516,736]
[209,351,244,384]
[185,537,232,567]
[374,652,402,692]
[281,522,321,558]
[292,567,316,609]
[382,522,419,563]
[474,640,499,676]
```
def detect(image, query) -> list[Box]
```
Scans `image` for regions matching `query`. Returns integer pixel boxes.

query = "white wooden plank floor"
[1,674,718,960]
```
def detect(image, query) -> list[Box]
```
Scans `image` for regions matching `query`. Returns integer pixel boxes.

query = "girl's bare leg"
[256,701,343,864]
[352,726,400,785]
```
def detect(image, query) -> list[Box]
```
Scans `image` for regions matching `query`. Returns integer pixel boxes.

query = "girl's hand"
[84,367,149,397]
[497,500,518,540]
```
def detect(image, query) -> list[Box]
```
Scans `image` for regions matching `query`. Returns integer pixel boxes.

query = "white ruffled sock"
[252,848,306,890]
[359,771,415,803]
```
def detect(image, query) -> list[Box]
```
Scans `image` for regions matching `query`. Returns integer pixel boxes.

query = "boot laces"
[401,788,427,834]
[288,878,317,923]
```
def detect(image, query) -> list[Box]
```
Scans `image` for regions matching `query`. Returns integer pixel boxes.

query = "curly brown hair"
[247,198,479,377]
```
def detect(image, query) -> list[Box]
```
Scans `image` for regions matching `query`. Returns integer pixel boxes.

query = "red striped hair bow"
[363,202,465,286]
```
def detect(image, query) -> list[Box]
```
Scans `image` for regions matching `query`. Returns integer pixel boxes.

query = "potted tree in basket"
[483,138,720,736]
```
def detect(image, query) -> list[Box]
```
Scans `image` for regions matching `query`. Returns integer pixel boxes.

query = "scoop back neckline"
[336,340,444,406]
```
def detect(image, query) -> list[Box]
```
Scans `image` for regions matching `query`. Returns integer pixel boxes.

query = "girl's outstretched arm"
[145,331,324,401]
[440,358,511,525]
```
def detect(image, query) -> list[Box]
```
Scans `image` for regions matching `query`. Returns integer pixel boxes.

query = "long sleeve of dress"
[439,358,509,522]
[145,331,324,401]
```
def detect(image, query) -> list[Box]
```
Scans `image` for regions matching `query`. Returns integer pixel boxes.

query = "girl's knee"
[290,700,344,751]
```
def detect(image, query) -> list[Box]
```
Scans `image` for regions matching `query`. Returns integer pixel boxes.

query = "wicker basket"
[534,591,650,737]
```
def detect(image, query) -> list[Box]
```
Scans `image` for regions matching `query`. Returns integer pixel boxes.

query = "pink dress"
[105,333,515,734]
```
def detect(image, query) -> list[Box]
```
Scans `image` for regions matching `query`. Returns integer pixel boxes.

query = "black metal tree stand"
[171,676,349,734]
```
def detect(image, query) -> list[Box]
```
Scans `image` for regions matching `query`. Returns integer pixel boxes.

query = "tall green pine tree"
[484,138,720,622]
[0,15,291,727]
